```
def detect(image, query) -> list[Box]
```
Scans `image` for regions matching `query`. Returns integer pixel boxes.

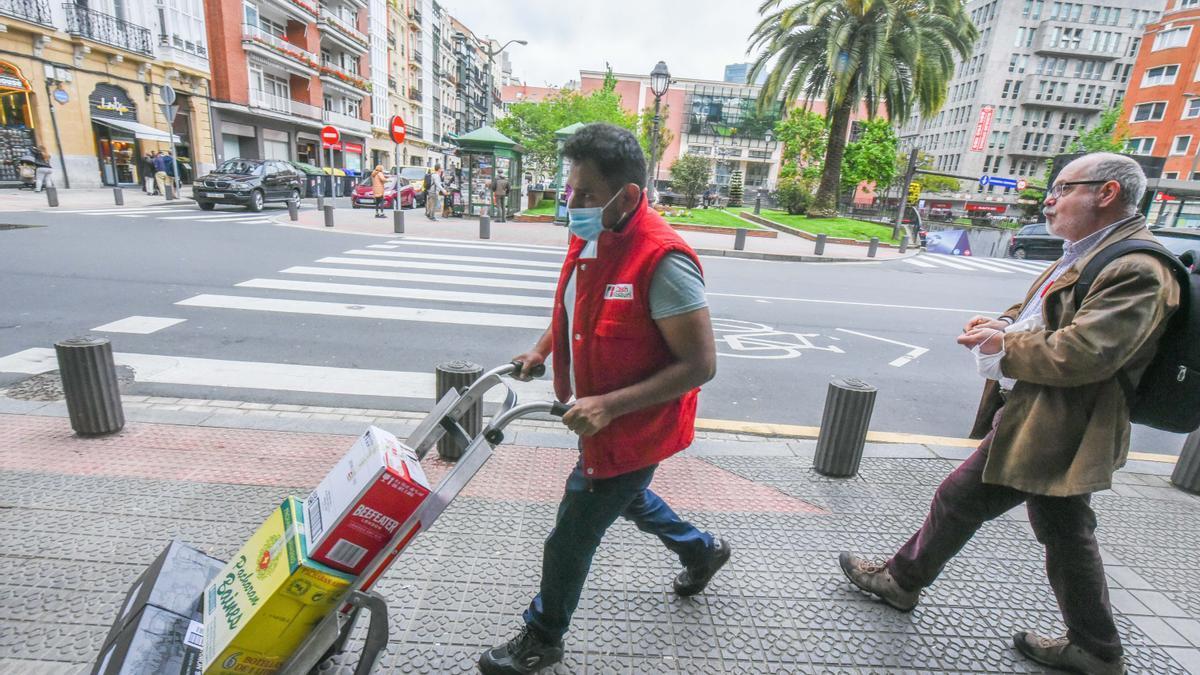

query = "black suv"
[1008,222,1064,260]
[193,159,304,212]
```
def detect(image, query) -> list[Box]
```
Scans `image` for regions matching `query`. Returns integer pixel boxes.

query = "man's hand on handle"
[562,396,614,437]
[511,351,546,382]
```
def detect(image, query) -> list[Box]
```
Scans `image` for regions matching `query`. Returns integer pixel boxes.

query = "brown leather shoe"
[1013,632,1126,674]
[838,552,920,612]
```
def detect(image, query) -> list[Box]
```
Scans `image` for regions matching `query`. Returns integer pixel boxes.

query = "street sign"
[160,104,178,123]
[159,84,176,106]
[389,115,406,144]
[978,174,1018,189]
[321,125,340,147]
[53,88,69,104]
[1017,178,1028,191]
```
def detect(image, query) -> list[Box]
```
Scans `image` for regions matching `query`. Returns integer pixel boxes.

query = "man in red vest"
[478,123,730,675]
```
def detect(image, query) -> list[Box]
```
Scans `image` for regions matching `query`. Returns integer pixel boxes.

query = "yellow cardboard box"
[202,497,354,675]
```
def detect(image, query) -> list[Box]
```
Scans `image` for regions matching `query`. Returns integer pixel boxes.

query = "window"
[1182,0,1198,7]
[1125,137,1155,154]
[1165,172,1179,180]
[1185,98,1200,119]
[1153,27,1192,51]
[1172,136,1193,155]
[1131,102,1167,122]
[1142,65,1179,87]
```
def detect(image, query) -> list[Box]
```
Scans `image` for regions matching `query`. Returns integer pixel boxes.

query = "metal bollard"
[867,237,879,258]
[814,233,827,256]
[479,214,491,239]
[45,186,59,207]
[165,184,176,201]
[393,209,405,234]
[323,204,334,228]
[899,234,908,254]
[734,228,747,251]
[317,196,325,210]
[435,360,483,460]
[287,200,299,221]
[55,336,124,435]
[113,187,124,206]
[753,195,761,215]
[813,378,877,477]
[1172,430,1200,494]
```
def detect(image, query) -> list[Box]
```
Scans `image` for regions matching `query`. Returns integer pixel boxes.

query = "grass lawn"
[523,198,556,216]
[744,208,901,242]
[662,208,764,230]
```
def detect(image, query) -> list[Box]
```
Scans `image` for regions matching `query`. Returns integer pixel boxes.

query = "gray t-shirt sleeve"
[649,252,708,320]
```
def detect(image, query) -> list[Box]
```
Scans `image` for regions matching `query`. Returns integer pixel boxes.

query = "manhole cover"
[3,366,136,401]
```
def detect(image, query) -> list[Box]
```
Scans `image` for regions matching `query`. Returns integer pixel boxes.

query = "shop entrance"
[0,62,38,183]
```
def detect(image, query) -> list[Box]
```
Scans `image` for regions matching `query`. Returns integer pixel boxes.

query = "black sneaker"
[477,626,564,674]
[673,536,731,597]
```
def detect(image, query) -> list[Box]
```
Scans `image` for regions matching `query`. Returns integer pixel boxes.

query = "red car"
[351,175,416,209]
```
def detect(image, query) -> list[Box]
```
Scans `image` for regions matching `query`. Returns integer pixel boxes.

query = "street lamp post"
[647,61,670,203]
[482,38,526,126]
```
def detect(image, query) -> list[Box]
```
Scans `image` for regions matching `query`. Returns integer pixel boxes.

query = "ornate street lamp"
[481,38,527,126]
[647,61,670,202]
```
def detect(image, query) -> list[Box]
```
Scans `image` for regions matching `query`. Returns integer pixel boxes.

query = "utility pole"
[894,148,919,241]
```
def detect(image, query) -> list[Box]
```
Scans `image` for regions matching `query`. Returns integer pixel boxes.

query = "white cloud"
[440,0,767,86]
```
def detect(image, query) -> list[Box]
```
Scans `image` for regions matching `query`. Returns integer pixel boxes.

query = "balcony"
[1009,146,1056,159]
[265,0,318,23]
[318,8,368,52]
[319,60,372,94]
[323,108,371,135]
[409,7,421,24]
[412,49,423,64]
[1019,86,1106,111]
[63,3,153,56]
[407,125,423,140]
[0,0,54,27]
[242,24,319,75]
[1033,22,1120,61]
[249,89,322,119]
[409,88,422,102]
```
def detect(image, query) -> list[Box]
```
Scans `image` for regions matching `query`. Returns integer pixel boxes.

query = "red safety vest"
[550,196,703,479]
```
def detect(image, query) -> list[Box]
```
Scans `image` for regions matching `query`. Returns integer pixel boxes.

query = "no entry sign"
[321,125,340,148]
[389,115,406,144]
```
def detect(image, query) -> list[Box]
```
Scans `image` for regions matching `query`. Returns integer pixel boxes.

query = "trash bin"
[812,378,877,477]
[435,361,483,461]
[1172,430,1200,494]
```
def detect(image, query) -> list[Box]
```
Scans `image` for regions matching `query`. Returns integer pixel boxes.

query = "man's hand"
[562,395,613,436]
[956,327,1004,355]
[511,351,546,381]
[963,315,1009,333]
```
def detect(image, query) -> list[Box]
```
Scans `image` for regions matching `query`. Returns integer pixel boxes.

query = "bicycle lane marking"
[834,328,929,367]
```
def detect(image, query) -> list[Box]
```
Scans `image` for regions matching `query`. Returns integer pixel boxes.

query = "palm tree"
[749,0,978,217]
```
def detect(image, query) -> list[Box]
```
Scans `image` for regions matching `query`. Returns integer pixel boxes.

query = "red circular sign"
[1017,179,1028,191]
[389,115,406,144]
[321,125,340,146]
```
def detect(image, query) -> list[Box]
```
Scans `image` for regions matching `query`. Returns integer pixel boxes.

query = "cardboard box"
[202,497,354,675]
[93,604,204,675]
[304,426,431,575]
[100,539,224,653]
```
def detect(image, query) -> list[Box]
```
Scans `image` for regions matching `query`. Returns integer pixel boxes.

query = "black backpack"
[1073,239,1200,433]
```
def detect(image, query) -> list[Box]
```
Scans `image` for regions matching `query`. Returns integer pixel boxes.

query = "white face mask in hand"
[972,315,1046,380]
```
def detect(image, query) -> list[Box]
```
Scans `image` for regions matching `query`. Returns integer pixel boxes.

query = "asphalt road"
[0,203,1185,455]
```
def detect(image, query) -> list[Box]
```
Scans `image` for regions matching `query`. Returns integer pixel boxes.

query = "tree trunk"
[808,99,854,218]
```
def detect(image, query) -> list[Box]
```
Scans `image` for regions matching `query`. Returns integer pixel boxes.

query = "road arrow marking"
[835,328,930,367]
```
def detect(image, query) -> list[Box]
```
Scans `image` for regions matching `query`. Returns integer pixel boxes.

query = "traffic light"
[907,181,922,205]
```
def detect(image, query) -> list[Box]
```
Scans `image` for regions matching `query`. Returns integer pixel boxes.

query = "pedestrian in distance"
[370,165,387,218]
[153,151,172,196]
[425,164,445,221]
[491,171,511,222]
[478,123,731,675]
[143,151,159,194]
[839,152,1180,675]
[32,146,54,192]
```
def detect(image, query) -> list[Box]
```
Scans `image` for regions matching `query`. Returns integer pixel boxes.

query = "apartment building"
[450,18,489,135]
[897,0,1162,214]
[0,0,215,188]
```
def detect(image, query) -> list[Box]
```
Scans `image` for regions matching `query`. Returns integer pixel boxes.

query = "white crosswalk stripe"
[279,266,557,291]
[176,294,548,328]
[387,238,565,256]
[235,278,553,308]
[900,255,1051,276]
[315,256,560,278]
[342,249,562,269]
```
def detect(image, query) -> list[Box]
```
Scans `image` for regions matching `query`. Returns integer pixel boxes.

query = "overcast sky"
[442,0,768,87]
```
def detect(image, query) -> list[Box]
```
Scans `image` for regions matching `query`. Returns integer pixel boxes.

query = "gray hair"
[1086,152,1147,213]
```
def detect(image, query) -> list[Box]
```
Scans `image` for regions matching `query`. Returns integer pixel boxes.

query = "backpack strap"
[1073,238,1189,404]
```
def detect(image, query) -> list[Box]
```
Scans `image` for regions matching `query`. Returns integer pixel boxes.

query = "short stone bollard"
[287,200,299,221]
[814,233,827,256]
[480,214,491,240]
[393,209,405,234]
[435,360,483,460]
[55,336,124,435]
[813,378,877,477]
[113,187,124,206]
[1172,430,1200,494]
[899,234,909,254]
[317,196,325,210]
[323,204,335,228]
[165,184,176,201]
[734,228,747,251]
[753,195,762,215]
[45,186,59,207]
[867,237,880,258]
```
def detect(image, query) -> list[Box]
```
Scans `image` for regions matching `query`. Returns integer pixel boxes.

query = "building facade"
[0,0,216,188]
[896,0,1161,215]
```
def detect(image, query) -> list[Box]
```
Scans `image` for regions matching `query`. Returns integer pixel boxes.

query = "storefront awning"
[93,117,173,142]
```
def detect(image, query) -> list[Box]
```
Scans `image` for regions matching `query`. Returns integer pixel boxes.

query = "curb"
[693,248,884,263]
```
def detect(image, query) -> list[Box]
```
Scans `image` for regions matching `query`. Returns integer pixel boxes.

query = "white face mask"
[972,316,1046,380]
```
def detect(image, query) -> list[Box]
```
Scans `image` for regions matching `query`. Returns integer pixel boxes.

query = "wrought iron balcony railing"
[63,3,153,56]
[0,0,53,26]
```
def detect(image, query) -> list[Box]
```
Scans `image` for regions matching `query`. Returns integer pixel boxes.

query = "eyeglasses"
[1047,180,1107,199]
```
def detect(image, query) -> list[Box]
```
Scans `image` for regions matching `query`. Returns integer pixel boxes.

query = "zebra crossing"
[49,204,303,225]
[899,254,1052,276]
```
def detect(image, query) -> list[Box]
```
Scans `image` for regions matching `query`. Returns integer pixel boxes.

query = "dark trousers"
[886,414,1122,661]
[523,459,713,640]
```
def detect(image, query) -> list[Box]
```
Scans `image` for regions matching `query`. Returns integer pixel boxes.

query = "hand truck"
[279,361,569,675]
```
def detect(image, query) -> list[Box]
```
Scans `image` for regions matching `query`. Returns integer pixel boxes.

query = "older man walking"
[839,152,1180,675]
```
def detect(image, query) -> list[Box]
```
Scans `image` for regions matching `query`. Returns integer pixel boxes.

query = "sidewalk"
[0,186,193,211]
[0,389,1197,674]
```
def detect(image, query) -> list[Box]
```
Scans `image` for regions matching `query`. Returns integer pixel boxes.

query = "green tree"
[639,103,676,170]
[729,169,745,206]
[1041,104,1130,184]
[914,151,962,193]
[840,118,900,193]
[669,154,712,208]
[749,0,978,217]
[772,107,827,213]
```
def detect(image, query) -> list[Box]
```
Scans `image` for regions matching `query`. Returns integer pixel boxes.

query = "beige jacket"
[970,216,1180,496]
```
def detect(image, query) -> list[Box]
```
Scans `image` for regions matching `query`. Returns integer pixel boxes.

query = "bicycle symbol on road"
[712,318,845,360]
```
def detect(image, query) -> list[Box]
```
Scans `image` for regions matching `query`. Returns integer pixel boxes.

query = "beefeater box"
[303,425,432,575]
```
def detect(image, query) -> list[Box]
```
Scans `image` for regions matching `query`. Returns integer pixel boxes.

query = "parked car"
[1150,227,1200,261]
[398,166,429,206]
[351,175,416,210]
[1007,222,1063,260]
[193,159,303,212]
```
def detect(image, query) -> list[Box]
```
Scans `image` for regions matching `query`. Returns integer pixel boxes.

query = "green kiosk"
[552,122,586,224]
[452,125,524,218]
